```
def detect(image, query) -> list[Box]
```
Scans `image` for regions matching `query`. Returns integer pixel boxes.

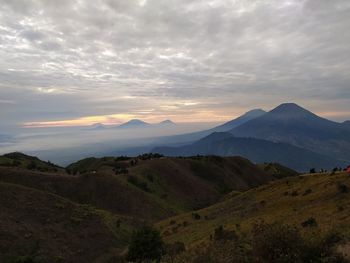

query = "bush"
[301,217,317,228]
[303,188,312,196]
[191,213,201,220]
[337,183,349,193]
[13,255,36,263]
[26,161,37,170]
[252,222,304,263]
[213,225,237,241]
[252,222,345,263]
[127,176,151,192]
[127,226,165,263]
[165,242,186,262]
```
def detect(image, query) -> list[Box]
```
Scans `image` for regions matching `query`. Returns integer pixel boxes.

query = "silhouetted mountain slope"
[212,109,266,132]
[153,132,347,171]
[154,109,266,146]
[343,120,350,130]
[230,103,350,161]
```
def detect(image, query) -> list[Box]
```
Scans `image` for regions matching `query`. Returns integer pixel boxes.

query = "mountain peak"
[273,103,305,111]
[118,119,150,128]
[90,123,106,129]
[270,103,314,117]
[126,119,148,125]
[159,119,175,125]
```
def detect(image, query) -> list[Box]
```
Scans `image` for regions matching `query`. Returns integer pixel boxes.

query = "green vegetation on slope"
[257,162,299,179]
[0,152,63,173]
[157,172,350,248]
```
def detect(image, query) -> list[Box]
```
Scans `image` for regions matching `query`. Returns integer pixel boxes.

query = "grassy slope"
[66,155,273,212]
[157,171,350,247]
[0,182,136,263]
[127,156,273,211]
[0,155,273,221]
[0,152,63,172]
[0,167,174,221]
[257,162,299,179]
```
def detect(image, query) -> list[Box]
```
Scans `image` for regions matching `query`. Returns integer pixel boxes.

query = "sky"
[1,0,350,130]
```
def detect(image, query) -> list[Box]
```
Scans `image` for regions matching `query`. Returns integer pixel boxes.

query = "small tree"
[127,226,165,263]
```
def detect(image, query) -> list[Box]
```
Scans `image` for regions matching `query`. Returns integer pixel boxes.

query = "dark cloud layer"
[1,0,350,128]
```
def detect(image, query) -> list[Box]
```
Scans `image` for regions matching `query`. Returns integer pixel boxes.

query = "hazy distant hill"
[153,132,347,171]
[117,119,151,129]
[230,103,350,161]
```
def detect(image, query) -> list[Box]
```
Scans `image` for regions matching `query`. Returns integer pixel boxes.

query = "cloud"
[0,0,350,129]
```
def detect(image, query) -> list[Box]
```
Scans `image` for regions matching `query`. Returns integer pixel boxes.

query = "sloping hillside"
[157,171,350,247]
[127,156,273,211]
[0,152,63,172]
[0,155,273,221]
[0,182,135,263]
[257,162,299,179]
[67,155,273,212]
[0,166,174,221]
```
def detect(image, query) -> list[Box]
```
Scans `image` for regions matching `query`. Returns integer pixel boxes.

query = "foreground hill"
[231,103,350,162]
[157,171,350,249]
[0,152,63,172]
[66,155,273,212]
[0,182,135,263]
[153,132,346,171]
[0,154,273,221]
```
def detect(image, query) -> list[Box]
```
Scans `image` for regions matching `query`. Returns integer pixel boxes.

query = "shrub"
[165,242,186,262]
[13,255,36,263]
[127,176,151,192]
[191,213,201,220]
[337,183,349,193]
[213,225,237,241]
[303,188,312,196]
[252,222,304,263]
[301,217,317,228]
[26,161,37,170]
[127,226,165,263]
[252,222,346,263]
[291,190,299,196]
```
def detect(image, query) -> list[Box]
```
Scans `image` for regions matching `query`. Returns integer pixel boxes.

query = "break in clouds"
[1,0,350,129]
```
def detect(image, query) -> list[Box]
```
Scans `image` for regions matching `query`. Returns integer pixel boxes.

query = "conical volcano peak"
[270,103,315,117]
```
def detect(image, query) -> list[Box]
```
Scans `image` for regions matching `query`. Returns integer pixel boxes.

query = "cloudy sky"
[1,0,350,129]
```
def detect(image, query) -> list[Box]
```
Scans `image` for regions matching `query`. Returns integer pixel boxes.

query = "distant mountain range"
[88,119,176,130]
[153,103,350,171]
